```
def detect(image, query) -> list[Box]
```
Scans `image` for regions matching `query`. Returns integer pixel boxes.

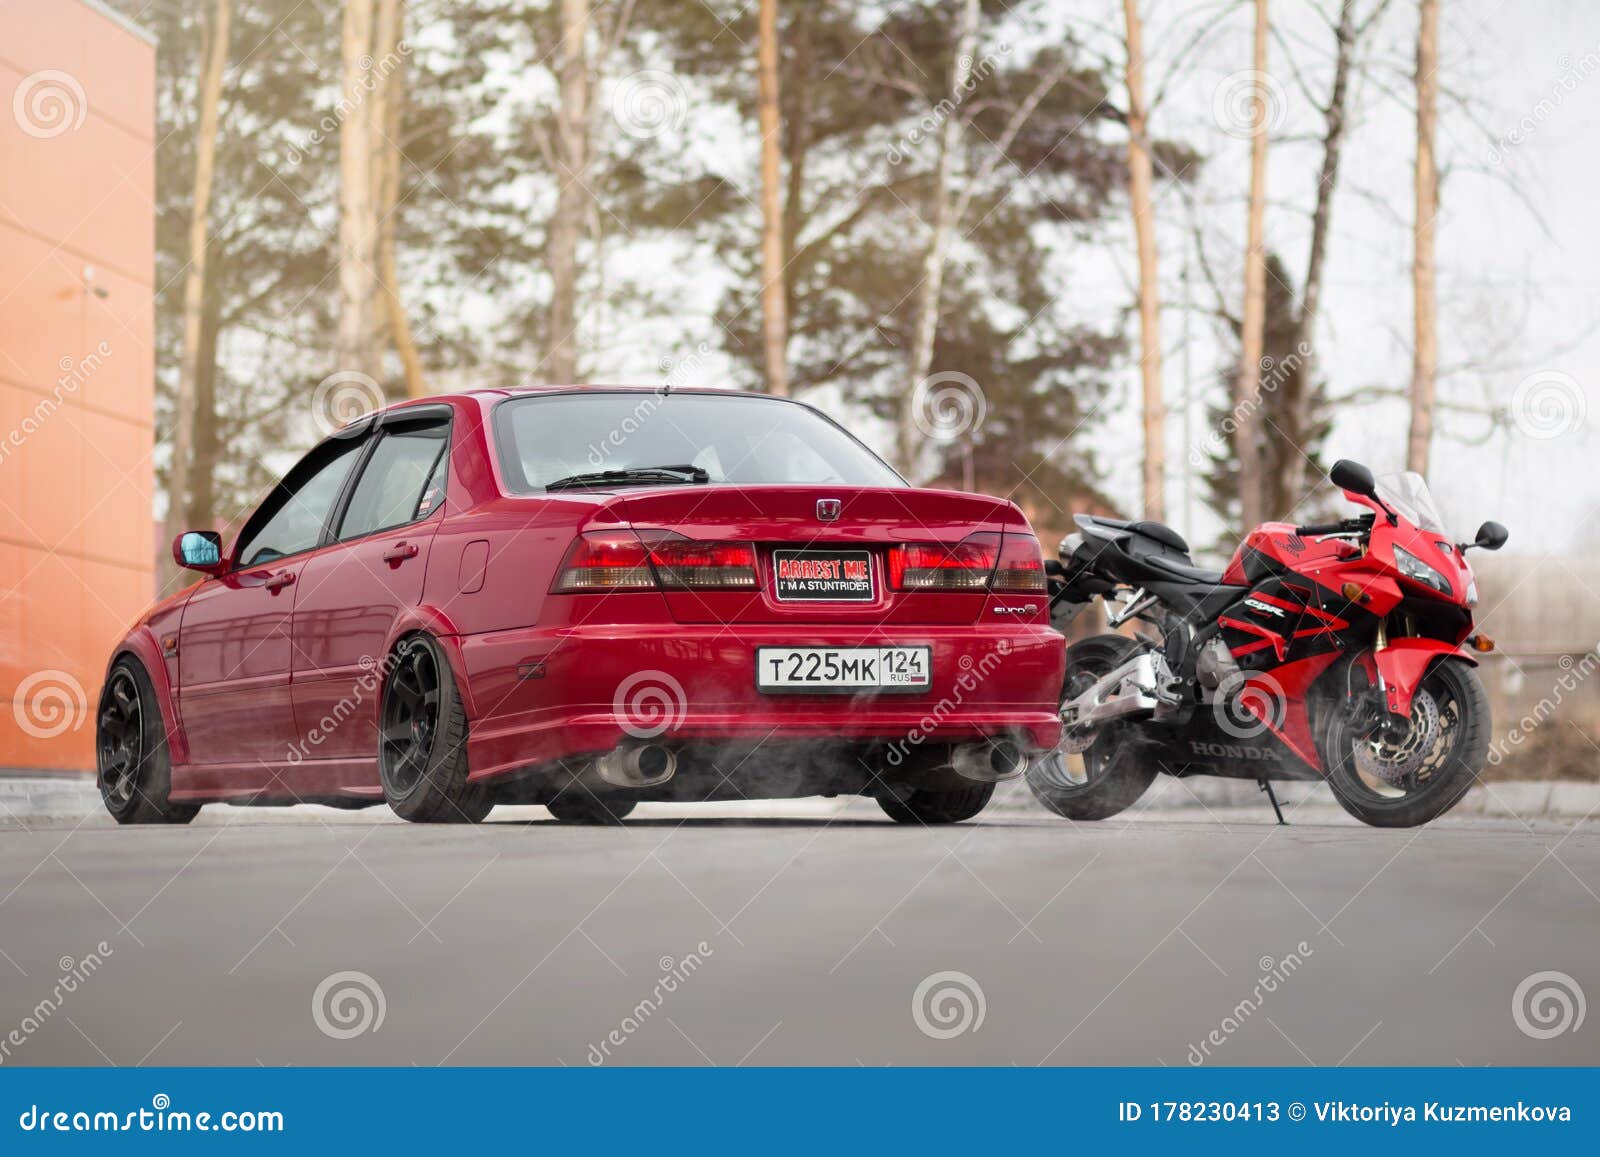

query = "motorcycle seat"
[1078,514,1190,555]
[1143,553,1226,586]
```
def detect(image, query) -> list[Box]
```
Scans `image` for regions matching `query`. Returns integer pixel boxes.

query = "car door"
[176,434,369,774]
[290,410,452,762]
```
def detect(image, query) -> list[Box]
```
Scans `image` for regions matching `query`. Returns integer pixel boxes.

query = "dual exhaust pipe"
[592,738,1027,790]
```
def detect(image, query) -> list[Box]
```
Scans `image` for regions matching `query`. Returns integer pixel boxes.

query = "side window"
[235,439,365,568]
[414,446,448,519]
[337,428,448,541]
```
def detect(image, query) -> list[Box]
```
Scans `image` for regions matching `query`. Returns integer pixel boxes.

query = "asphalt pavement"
[1,799,1596,1066]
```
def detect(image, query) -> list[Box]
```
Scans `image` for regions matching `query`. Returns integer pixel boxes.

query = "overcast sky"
[1087,0,1600,557]
[557,1,1596,558]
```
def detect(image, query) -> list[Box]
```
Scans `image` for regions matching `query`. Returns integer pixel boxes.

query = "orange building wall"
[0,0,156,773]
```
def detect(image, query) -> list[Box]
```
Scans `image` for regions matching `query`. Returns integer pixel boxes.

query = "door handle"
[264,570,296,592]
[383,541,420,565]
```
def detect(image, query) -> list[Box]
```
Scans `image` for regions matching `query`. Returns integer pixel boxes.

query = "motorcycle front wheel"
[1026,634,1159,821]
[1320,659,1490,828]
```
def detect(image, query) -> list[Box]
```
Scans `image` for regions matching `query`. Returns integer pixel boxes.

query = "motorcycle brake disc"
[1062,730,1096,755]
[1355,688,1441,784]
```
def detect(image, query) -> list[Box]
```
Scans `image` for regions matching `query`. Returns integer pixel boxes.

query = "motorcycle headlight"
[1394,545,1452,596]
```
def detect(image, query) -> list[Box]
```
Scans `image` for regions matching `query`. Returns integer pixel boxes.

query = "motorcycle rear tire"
[1026,635,1158,821]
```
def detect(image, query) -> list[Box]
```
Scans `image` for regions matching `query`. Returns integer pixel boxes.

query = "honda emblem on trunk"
[816,498,842,522]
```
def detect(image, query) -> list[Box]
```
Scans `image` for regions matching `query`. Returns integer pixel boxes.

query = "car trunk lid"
[598,485,1030,625]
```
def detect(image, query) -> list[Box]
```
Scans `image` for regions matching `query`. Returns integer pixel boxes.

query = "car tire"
[877,782,995,824]
[546,793,637,824]
[96,657,201,825]
[378,634,492,824]
[1025,634,1158,821]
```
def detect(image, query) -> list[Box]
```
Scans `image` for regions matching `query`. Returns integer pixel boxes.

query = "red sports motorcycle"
[1028,460,1507,827]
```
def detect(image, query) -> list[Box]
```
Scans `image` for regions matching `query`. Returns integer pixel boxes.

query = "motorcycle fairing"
[1239,651,1343,772]
[1370,637,1477,716]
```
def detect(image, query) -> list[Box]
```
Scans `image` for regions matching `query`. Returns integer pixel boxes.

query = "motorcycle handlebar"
[1295,515,1373,537]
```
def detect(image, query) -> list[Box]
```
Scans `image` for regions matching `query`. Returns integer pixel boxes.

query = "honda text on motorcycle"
[1030,460,1508,828]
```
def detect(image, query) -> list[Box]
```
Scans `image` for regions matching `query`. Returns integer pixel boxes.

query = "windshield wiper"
[544,464,710,492]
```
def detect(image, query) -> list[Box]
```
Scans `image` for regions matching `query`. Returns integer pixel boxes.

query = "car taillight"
[646,536,758,590]
[552,531,655,592]
[992,532,1046,592]
[888,534,1000,591]
[553,530,758,593]
[887,532,1046,593]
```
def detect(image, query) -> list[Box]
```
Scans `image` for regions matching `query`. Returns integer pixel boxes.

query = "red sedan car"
[98,388,1064,825]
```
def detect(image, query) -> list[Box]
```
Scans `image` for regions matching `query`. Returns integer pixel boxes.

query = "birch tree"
[1232,0,1270,530]
[372,0,425,397]
[1407,0,1439,473]
[756,0,789,396]
[546,0,590,384]
[898,0,979,476]
[1123,0,1164,520]
[337,0,379,377]
[165,0,229,556]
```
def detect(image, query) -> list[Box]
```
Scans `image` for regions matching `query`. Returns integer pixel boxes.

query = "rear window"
[492,391,905,493]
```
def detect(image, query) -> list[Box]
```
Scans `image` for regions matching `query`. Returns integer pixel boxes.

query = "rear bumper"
[452,622,1065,782]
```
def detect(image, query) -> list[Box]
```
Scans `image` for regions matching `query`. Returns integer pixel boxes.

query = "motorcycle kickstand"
[1258,779,1288,826]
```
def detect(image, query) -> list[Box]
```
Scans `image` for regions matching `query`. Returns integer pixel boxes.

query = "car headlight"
[1393,545,1452,596]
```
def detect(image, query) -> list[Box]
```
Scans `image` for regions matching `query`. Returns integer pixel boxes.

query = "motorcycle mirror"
[1328,459,1377,498]
[1471,520,1508,552]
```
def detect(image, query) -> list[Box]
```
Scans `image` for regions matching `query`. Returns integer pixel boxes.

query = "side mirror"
[1472,520,1508,552]
[1328,459,1377,498]
[172,530,225,574]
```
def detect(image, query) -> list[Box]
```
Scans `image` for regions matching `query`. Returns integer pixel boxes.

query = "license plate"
[771,549,874,602]
[756,646,931,692]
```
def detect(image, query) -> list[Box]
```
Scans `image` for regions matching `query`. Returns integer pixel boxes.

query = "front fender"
[106,628,188,765]
[1372,638,1476,716]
